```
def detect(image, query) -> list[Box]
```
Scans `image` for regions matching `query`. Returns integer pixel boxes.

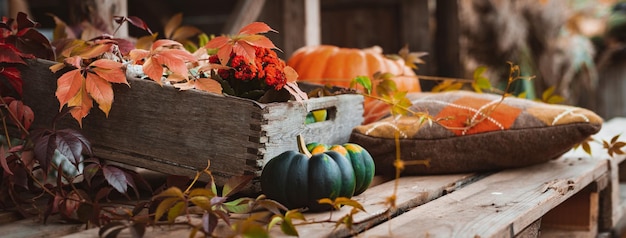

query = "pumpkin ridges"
[284,152,310,209]
[293,45,337,81]
[307,151,355,211]
[343,143,375,195]
[320,48,354,86]
[307,142,375,196]
[261,151,298,208]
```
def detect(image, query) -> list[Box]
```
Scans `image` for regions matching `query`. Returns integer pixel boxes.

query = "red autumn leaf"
[0,43,28,64]
[8,99,34,131]
[115,16,153,34]
[0,147,12,176]
[0,66,23,96]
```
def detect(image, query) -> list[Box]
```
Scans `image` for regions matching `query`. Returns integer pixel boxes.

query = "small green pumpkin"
[260,135,356,212]
[307,142,375,195]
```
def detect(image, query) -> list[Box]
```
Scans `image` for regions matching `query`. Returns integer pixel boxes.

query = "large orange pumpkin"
[287,45,421,124]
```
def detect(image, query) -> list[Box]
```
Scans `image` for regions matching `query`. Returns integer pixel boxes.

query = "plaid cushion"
[350,91,603,175]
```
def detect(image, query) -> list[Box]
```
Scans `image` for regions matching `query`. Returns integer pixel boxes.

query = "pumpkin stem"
[297,134,312,158]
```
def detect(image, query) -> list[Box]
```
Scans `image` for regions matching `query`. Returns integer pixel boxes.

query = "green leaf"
[375,79,398,97]
[223,197,251,214]
[351,76,372,95]
[280,219,299,237]
[280,210,304,236]
[241,222,269,238]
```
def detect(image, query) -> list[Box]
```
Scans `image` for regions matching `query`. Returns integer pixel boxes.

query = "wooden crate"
[19,59,364,187]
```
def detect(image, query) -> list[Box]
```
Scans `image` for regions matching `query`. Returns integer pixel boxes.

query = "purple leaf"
[32,130,54,174]
[126,16,153,34]
[203,213,218,234]
[56,129,92,157]
[103,165,127,193]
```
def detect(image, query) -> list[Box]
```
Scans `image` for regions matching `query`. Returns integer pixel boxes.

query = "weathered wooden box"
[20,59,364,187]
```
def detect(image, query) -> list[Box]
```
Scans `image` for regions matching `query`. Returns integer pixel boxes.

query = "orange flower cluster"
[209,46,287,99]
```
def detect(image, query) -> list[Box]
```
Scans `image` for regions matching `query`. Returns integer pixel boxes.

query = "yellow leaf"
[167,201,186,223]
[153,187,184,199]
[154,197,180,222]
[189,196,212,210]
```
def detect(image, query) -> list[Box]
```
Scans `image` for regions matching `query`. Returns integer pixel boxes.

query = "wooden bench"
[1,118,626,237]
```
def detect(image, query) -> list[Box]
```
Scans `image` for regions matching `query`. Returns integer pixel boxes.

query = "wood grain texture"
[0,216,85,238]
[360,155,608,238]
[270,173,481,237]
[19,59,363,186]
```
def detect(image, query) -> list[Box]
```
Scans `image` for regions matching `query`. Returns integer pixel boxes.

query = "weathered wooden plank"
[360,155,608,238]
[19,59,363,187]
[541,184,599,237]
[564,117,626,232]
[0,215,85,238]
[269,172,483,237]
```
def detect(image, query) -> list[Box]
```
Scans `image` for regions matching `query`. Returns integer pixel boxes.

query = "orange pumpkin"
[287,45,421,124]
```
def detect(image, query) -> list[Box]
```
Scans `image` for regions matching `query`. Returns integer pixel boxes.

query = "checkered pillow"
[350,91,603,175]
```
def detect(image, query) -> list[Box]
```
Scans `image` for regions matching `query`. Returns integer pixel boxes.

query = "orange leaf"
[204,35,230,50]
[56,70,85,109]
[194,78,222,94]
[284,66,298,83]
[240,35,277,50]
[68,86,93,127]
[152,39,182,51]
[129,49,150,62]
[90,59,128,85]
[142,57,165,84]
[78,43,113,59]
[232,42,256,64]
[49,62,67,73]
[216,43,233,66]
[64,56,83,69]
[85,73,113,116]
[238,22,276,35]
[172,81,195,90]
[158,49,196,77]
